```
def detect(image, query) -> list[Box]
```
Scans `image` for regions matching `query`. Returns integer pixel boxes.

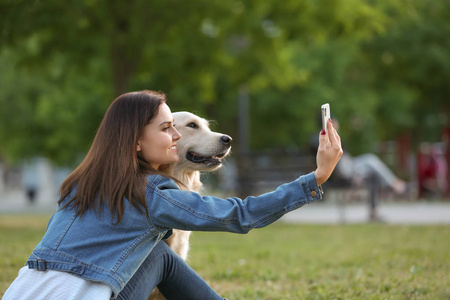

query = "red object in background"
[442,126,450,197]
[417,138,449,199]
[417,143,439,198]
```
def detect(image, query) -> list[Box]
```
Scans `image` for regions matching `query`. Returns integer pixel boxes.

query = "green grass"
[1,215,449,299]
[189,224,450,299]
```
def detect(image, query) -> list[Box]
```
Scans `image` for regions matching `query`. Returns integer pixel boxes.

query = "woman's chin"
[169,156,179,164]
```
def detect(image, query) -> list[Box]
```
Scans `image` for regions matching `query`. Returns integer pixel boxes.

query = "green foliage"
[365,0,450,143]
[0,0,449,164]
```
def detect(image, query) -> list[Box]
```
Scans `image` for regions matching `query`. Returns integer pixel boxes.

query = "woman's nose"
[173,128,182,141]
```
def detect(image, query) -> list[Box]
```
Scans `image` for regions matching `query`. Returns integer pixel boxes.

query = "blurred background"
[0,0,449,221]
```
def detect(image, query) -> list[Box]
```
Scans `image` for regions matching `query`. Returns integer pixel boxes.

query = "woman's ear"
[136,141,141,152]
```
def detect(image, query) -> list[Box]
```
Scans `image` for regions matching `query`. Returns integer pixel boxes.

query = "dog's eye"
[186,122,198,129]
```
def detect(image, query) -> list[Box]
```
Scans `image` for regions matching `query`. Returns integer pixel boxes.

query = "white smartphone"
[321,103,330,132]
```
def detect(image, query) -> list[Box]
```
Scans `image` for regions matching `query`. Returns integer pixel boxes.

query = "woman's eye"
[187,122,197,129]
[163,126,170,131]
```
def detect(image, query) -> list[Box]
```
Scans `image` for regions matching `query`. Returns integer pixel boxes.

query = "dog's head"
[172,111,232,172]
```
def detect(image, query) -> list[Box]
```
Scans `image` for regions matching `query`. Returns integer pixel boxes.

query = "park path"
[281,201,450,224]
[1,191,449,224]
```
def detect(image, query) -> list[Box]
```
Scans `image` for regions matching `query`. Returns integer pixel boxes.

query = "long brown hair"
[59,90,170,223]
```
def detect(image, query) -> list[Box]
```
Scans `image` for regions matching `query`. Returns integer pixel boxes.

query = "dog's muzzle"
[186,135,232,166]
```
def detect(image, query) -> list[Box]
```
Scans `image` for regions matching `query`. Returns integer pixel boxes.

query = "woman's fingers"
[318,128,328,150]
[328,121,343,159]
[327,119,341,148]
[314,119,344,185]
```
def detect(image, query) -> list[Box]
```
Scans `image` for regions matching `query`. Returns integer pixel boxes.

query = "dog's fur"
[149,111,232,299]
[165,111,232,260]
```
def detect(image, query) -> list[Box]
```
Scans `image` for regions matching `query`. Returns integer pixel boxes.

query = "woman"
[4,90,342,300]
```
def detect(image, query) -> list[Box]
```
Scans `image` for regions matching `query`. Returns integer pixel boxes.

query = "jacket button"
[310,190,317,198]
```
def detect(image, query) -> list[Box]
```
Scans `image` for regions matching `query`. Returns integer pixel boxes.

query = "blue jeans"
[117,241,225,300]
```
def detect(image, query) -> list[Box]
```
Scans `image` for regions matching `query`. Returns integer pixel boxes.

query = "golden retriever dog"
[149,111,232,300]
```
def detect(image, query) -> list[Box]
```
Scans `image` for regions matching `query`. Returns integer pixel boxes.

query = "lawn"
[1,215,449,299]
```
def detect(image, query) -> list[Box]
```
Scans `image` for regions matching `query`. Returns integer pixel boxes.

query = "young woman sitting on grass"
[4,90,343,300]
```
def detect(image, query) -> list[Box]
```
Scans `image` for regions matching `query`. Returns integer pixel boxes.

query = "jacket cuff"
[300,172,324,203]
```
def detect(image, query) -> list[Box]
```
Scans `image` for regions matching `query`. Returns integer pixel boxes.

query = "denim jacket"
[26,172,322,298]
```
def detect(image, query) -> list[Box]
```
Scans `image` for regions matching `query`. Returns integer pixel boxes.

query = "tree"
[3,0,440,166]
[365,0,450,144]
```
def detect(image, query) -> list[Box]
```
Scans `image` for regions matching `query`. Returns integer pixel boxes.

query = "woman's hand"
[314,119,343,186]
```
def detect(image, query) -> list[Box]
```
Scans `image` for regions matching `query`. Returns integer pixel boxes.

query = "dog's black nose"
[220,135,232,145]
